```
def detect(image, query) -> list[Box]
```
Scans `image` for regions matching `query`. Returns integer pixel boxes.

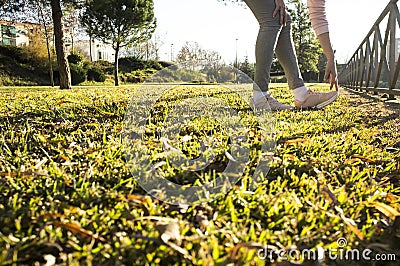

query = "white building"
[1,20,115,63]
[74,39,115,63]
[0,20,38,46]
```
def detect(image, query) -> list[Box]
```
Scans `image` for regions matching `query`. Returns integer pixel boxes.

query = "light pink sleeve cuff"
[307,0,329,36]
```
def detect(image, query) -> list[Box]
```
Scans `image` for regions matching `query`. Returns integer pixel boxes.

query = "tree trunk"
[71,27,74,52]
[36,0,54,86]
[50,0,71,89]
[89,34,93,62]
[45,28,54,87]
[114,44,120,86]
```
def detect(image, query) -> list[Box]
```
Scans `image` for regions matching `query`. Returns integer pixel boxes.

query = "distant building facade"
[74,39,115,63]
[0,20,114,63]
[0,20,38,46]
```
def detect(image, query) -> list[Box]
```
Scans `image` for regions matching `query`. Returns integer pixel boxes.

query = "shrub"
[119,56,146,71]
[117,57,171,73]
[158,61,173,68]
[68,53,84,65]
[0,45,27,63]
[87,67,106,82]
[94,60,114,74]
[120,72,144,83]
[21,31,51,68]
[147,60,163,70]
[70,63,86,85]
[272,77,287,83]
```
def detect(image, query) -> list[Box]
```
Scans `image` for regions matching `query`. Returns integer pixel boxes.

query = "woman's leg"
[245,0,337,110]
[274,15,305,90]
[274,14,338,109]
[244,0,283,92]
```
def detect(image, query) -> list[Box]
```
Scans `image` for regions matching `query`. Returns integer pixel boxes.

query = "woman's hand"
[315,33,338,91]
[324,59,338,91]
[273,0,287,26]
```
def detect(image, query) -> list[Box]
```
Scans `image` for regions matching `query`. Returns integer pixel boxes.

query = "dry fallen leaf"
[34,158,48,169]
[320,184,338,206]
[0,171,48,178]
[132,217,191,261]
[155,221,181,245]
[121,194,153,204]
[38,212,66,220]
[195,210,210,231]
[340,214,365,240]
[350,155,376,163]
[284,138,309,145]
[370,202,400,220]
[50,221,106,243]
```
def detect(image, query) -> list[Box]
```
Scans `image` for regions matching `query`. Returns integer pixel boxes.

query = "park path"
[340,88,399,133]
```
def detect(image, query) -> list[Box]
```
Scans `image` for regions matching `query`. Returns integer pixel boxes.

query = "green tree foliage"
[87,67,106,82]
[67,52,84,64]
[80,0,156,86]
[176,42,207,65]
[69,63,86,85]
[288,0,322,74]
[238,56,255,80]
[176,42,224,82]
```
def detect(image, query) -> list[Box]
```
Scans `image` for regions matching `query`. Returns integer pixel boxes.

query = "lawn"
[0,84,399,265]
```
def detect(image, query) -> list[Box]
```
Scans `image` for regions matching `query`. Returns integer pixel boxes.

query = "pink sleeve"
[307,0,329,36]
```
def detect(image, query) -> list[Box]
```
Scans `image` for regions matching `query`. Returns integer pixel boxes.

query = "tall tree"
[50,0,71,89]
[238,56,255,80]
[287,0,321,74]
[176,42,206,65]
[204,49,223,82]
[35,0,55,86]
[81,0,156,86]
[63,3,82,52]
[123,33,165,60]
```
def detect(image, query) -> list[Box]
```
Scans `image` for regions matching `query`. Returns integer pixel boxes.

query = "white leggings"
[244,0,305,91]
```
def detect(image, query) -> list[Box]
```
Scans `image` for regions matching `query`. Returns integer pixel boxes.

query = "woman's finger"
[324,71,330,82]
[273,6,279,18]
[330,79,334,90]
[329,76,339,91]
[324,67,330,81]
[330,81,338,91]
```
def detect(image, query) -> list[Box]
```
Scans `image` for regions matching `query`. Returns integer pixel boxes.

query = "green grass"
[0,84,399,265]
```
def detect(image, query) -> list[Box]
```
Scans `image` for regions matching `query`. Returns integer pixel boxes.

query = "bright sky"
[154,0,390,64]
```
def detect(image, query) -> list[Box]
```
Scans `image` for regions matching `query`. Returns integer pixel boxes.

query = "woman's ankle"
[253,90,270,101]
[293,86,308,101]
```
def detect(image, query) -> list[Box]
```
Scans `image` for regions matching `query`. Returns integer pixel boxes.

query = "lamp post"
[235,38,238,68]
[170,43,174,62]
[234,38,239,83]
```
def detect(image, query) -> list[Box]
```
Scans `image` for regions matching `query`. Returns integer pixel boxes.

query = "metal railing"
[339,0,400,99]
